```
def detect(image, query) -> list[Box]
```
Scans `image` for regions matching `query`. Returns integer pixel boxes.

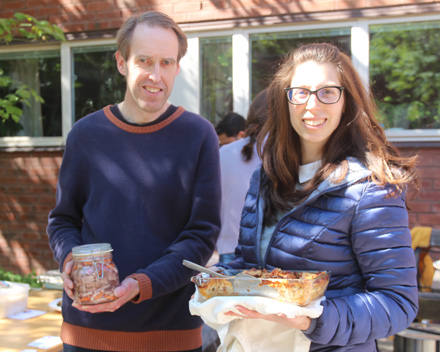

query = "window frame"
[1,13,439,148]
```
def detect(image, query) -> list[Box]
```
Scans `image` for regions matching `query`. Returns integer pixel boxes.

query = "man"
[215,112,246,147]
[47,11,221,352]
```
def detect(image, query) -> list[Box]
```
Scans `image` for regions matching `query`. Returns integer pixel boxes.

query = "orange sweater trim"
[61,322,203,351]
[103,105,184,134]
[127,273,153,302]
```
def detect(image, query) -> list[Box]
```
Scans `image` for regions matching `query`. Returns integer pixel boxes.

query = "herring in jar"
[71,243,119,305]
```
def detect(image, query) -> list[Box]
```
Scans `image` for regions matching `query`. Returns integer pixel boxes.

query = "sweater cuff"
[127,273,152,303]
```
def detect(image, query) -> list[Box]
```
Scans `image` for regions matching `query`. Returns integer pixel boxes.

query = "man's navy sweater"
[47,105,221,351]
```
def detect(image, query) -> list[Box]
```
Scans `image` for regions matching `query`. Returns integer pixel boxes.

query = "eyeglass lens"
[287,87,342,104]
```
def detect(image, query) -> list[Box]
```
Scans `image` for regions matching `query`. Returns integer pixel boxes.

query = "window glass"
[0,50,61,137]
[200,37,232,125]
[251,28,351,99]
[370,21,440,130]
[73,45,125,121]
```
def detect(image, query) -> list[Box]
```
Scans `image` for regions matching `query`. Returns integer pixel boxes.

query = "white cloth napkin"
[189,288,324,352]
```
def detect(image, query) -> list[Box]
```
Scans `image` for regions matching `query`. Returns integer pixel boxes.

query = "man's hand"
[72,277,140,313]
[225,305,312,330]
[60,260,75,301]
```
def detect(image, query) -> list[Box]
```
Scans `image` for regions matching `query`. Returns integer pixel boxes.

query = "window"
[200,37,232,125]
[72,45,125,122]
[0,50,61,137]
[1,14,439,147]
[370,21,440,130]
[250,28,351,99]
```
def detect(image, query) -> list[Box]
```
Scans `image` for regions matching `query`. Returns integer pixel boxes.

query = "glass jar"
[71,243,120,305]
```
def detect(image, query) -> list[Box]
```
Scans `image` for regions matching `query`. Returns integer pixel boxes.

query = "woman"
[220,43,419,351]
[217,89,268,263]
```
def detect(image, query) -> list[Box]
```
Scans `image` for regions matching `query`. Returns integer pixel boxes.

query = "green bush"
[0,266,42,288]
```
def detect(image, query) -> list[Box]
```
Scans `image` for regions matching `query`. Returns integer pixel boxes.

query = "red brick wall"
[0,146,439,275]
[0,0,438,33]
[0,150,62,275]
[404,147,440,227]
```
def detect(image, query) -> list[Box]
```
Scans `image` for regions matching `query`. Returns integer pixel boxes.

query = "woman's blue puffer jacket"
[225,158,419,352]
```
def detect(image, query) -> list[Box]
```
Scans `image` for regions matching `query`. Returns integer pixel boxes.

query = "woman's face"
[288,61,345,164]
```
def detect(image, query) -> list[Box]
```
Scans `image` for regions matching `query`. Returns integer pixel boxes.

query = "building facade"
[1,0,440,275]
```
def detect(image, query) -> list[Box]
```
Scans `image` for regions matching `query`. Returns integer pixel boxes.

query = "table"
[0,289,63,352]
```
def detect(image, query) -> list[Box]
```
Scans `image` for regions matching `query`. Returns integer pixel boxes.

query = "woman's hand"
[225,305,312,330]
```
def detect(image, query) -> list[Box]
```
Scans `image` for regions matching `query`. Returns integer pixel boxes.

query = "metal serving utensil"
[182,260,228,278]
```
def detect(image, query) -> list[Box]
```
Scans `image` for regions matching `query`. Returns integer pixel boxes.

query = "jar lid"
[72,243,113,257]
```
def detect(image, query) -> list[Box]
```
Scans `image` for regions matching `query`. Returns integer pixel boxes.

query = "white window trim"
[1,14,439,148]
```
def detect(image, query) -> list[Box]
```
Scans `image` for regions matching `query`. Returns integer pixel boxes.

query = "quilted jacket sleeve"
[304,182,419,346]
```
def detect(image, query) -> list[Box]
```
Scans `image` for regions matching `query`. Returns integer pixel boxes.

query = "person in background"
[215,112,246,147]
[47,11,221,352]
[217,89,268,263]
[219,43,420,351]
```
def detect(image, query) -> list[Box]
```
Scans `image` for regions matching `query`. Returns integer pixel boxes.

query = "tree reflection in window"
[73,46,125,122]
[370,21,440,130]
[251,28,351,101]
[0,52,61,137]
[200,37,232,125]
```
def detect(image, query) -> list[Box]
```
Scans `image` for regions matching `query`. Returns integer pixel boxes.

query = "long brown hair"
[257,43,419,224]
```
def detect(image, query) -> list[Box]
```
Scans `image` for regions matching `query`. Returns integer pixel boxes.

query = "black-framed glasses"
[284,86,344,105]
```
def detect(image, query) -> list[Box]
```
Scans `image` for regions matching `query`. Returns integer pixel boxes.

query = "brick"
[28,185,53,194]
[202,0,230,10]
[231,0,260,7]
[22,232,42,240]
[418,190,440,202]
[3,1,23,10]
[87,1,112,11]
[145,3,174,15]
[26,0,49,7]
[115,0,138,8]
[0,213,17,221]
[418,214,440,226]
[420,167,440,179]
[37,6,62,16]
[174,1,201,13]
[408,201,432,213]
[408,214,418,228]
[94,10,123,20]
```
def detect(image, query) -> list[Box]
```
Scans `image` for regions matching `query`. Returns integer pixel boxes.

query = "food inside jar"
[71,258,120,305]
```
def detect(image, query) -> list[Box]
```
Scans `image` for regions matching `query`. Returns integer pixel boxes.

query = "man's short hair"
[116,11,188,62]
[215,112,246,137]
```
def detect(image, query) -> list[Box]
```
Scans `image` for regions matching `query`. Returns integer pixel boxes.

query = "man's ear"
[237,130,246,139]
[115,51,126,76]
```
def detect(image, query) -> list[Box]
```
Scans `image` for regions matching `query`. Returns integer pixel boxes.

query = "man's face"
[116,24,180,123]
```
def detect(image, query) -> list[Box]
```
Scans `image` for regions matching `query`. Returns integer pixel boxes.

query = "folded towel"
[411,226,434,290]
[189,288,324,352]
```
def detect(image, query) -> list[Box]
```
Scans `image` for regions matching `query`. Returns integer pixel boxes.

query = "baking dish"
[192,268,330,306]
